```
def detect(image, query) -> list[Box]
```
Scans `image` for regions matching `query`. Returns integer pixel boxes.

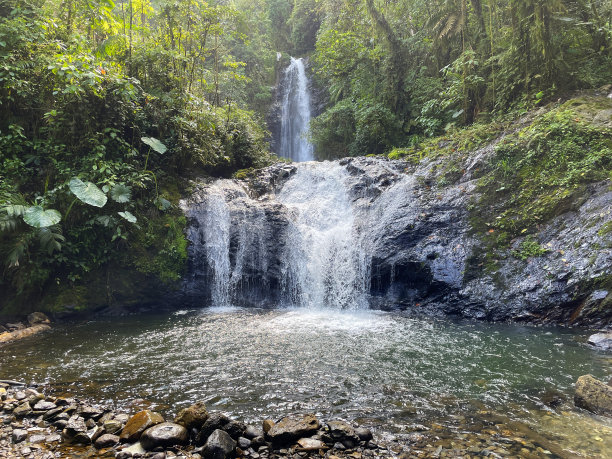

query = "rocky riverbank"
[1,377,611,459]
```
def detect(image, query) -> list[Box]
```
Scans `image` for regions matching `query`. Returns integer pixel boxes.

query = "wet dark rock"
[174,401,209,431]
[587,331,612,350]
[80,405,104,420]
[180,156,612,327]
[62,415,88,443]
[202,429,236,459]
[196,413,231,445]
[244,425,263,439]
[140,422,189,450]
[224,420,247,439]
[267,415,320,444]
[237,436,251,449]
[120,410,164,443]
[574,374,612,416]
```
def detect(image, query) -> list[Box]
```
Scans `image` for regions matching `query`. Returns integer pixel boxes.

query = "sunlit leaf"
[110,183,132,203]
[141,137,167,154]
[69,177,107,208]
[118,211,137,223]
[23,206,62,228]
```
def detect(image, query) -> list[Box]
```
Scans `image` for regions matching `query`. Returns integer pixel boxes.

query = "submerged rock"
[267,414,320,444]
[574,374,612,416]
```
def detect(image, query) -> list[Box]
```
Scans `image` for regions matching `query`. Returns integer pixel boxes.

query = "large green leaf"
[118,211,137,223]
[23,206,62,228]
[110,183,132,203]
[141,136,167,154]
[69,177,107,208]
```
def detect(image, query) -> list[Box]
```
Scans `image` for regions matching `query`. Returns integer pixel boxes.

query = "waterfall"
[182,162,371,310]
[279,57,314,162]
[278,163,369,309]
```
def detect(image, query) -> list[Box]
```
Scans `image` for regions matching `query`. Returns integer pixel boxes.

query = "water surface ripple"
[0,309,610,455]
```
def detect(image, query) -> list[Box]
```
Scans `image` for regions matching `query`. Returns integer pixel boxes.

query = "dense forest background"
[1,0,611,315]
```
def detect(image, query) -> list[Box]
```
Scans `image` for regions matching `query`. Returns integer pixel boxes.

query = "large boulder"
[574,374,612,416]
[202,429,236,459]
[119,410,164,442]
[140,422,189,450]
[174,401,209,430]
[267,414,320,444]
[587,332,612,350]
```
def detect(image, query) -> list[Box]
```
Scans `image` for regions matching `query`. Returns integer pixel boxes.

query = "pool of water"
[0,308,610,456]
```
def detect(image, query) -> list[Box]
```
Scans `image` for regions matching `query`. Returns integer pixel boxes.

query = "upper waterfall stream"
[279,57,314,162]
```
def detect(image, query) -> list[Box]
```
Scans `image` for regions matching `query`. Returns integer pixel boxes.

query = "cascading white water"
[279,57,314,162]
[277,163,369,309]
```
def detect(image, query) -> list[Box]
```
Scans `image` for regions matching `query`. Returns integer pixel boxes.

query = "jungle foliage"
[308,0,612,157]
[0,0,277,313]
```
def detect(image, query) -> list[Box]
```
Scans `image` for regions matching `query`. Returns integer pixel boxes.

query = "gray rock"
[33,400,56,411]
[355,427,373,442]
[297,438,325,451]
[28,434,46,443]
[140,422,189,450]
[327,420,357,441]
[46,434,61,443]
[244,425,263,439]
[267,415,320,444]
[587,332,612,350]
[79,405,104,420]
[13,402,32,417]
[237,437,251,449]
[174,401,209,430]
[94,433,120,449]
[202,429,236,459]
[62,415,88,443]
[575,374,612,416]
[12,429,27,442]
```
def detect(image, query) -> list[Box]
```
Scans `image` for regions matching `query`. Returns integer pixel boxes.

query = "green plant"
[511,236,549,261]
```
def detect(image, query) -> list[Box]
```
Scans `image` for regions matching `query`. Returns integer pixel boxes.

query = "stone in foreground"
[587,332,612,350]
[120,410,164,442]
[94,434,120,449]
[267,414,320,444]
[140,422,188,450]
[574,374,612,416]
[202,428,236,459]
[297,437,326,451]
[174,401,209,430]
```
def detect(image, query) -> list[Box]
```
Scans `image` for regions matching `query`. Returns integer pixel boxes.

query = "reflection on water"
[0,309,610,456]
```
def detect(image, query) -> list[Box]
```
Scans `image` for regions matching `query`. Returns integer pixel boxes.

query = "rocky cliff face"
[180,150,611,327]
